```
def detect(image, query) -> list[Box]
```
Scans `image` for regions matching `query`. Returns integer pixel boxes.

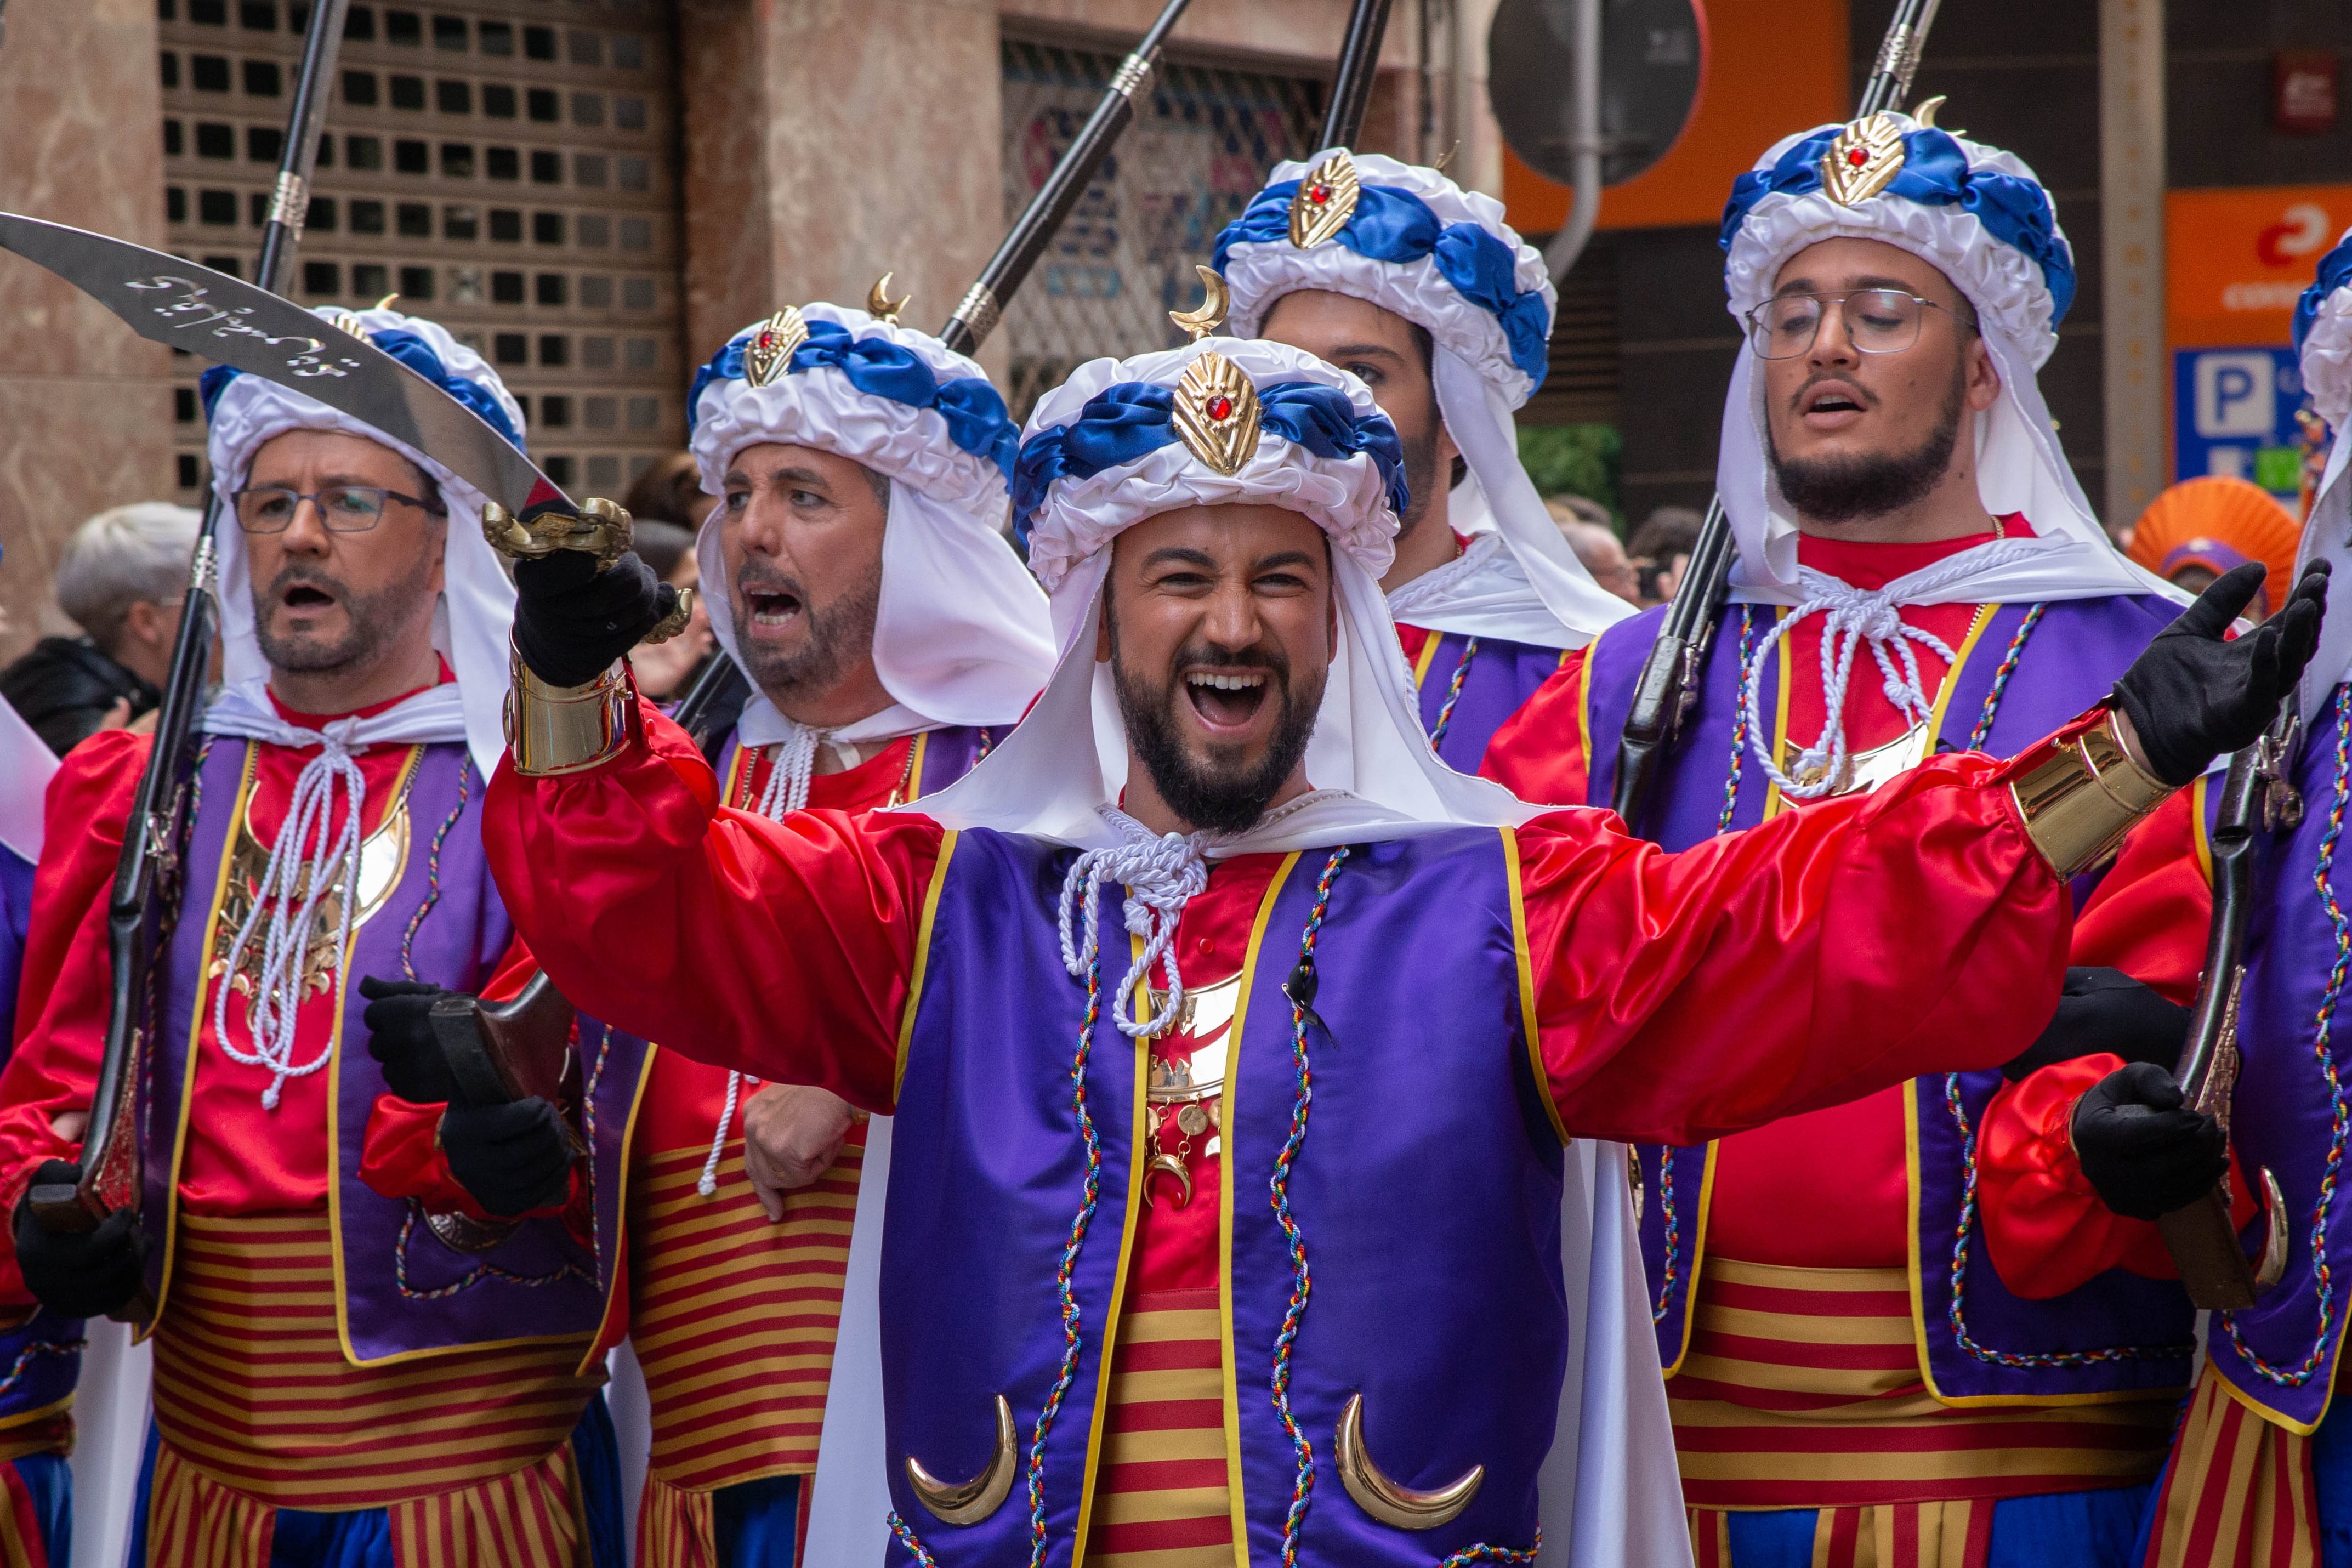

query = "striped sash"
[2140,1369,2318,1566]
[1690,1497,1998,1568]
[1671,1258,2173,1511]
[629,1137,861,1490]
[1083,1286,1233,1567]
[150,1212,603,1512]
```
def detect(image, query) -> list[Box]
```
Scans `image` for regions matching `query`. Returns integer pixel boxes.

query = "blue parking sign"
[2173,346,2309,499]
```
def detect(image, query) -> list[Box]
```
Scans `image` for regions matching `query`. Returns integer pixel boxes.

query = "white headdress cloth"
[203,305,519,776]
[1718,115,2180,612]
[917,338,1540,856]
[689,302,1053,753]
[2298,257,2352,711]
[1222,151,1633,650]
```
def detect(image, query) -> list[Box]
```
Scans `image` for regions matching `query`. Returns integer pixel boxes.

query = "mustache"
[264,563,349,601]
[1788,371,1878,416]
[1171,642,1289,682]
[734,563,806,600]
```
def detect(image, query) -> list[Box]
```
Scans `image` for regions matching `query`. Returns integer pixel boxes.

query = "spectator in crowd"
[625,516,714,700]
[1544,495,1641,604]
[0,502,197,755]
[2124,474,2301,619]
[1627,504,1705,607]
[623,450,719,533]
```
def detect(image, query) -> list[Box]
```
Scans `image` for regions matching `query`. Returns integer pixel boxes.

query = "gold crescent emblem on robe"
[1820,112,1908,207]
[743,306,809,388]
[1335,1393,1485,1529]
[1145,1150,1195,1208]
[866,272,910,324]
[906,1394,1018,1526]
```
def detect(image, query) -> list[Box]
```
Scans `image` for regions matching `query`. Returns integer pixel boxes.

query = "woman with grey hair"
[0,502,198,754]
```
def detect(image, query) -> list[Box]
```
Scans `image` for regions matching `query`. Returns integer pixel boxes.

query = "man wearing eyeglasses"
[1482,117,2322,1564]
[0,306,642,1564]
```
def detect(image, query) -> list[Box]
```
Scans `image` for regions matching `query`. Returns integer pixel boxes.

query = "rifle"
[2157,716,2295,1308]
[25,0,353,1307]
[1607,0,1946,831]
[1319,0,1398,150]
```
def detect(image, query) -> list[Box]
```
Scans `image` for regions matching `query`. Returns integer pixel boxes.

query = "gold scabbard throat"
[505,647,634,776]
[2009,708,2175,879]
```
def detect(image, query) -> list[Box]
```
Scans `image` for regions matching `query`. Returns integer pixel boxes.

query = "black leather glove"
[12,1161,146,1319]
[2112,560,2328,787]
[359,975,466,1104]
[512,548,678,688]
[2002,967,2192,1081]
[441,1099,574,1218]
[2071,1062,2228,1221]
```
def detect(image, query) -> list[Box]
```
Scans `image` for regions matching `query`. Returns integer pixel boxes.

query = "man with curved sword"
[478,285,2309,1567]
[1480,110,2327,1565]
[0,305,654,1566]
[1210,147,1635,776]
[376,291,1054,1566]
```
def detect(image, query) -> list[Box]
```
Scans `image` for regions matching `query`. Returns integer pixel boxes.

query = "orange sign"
[1502,0,1849,234]
[2167,185,2352,349]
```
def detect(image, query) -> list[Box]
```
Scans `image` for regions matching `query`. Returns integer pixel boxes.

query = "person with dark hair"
[1484,112,2330,1564]
[621,518,712,700]
[1212,150,1634,774]
[1626,503,1705,607]
[0,502,198,754]
[622,450,718,535]
[478,321,2306,1567]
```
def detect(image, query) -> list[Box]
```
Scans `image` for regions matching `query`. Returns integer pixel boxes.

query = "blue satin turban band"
[1211,181,1552,391]
[1719,126,2077,326]
[686,320,1019,483]
[202,327,526,452]
[2294,236,2352,355]
[1010,379,1410,541]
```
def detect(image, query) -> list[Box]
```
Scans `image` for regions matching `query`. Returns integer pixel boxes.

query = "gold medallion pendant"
[1140,972,1242,1209]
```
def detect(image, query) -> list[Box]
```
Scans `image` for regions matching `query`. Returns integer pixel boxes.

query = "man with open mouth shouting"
[480,302,2308,1568]
[1483,112,2331,1566]
[0,306,650,1567]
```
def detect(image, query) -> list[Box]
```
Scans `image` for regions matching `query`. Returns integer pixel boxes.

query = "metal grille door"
[157,0,683,502]
[998,39,1323,418]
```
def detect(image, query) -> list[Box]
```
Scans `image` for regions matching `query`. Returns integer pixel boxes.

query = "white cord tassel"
[212,719,368,1109]
[697,1065,753,1197]
[1056,811,1208,1038]
[1741,546,2042,800]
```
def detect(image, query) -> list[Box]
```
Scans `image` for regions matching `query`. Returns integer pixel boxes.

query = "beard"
[251,550,437,674]
[732,559,881,700]
[1110,622,1325,836]
[1767,367,1966,525]
[1394,412,1442,542]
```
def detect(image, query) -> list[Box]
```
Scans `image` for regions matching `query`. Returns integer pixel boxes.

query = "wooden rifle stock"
[59,1,353,1304]
[1607,0,1947,833]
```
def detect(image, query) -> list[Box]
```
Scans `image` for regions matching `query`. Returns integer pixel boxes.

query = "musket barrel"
[253,0,351,295]
[1318,0,1399,150]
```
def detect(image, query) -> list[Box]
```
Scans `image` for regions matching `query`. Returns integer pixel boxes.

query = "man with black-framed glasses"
[0,305,646,1563]
[1482,115,2325,1564]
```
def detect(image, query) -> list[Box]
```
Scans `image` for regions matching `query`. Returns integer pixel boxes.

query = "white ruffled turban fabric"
[1212,150,1633,649]
[1717,115,2172,609]
[201,305,522,775]
[912,337,1537,854]
[2292,232,2352,711]
[686,302,1053,741]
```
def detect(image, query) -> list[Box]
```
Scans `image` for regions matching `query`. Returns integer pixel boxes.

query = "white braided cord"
[1056,810,1208,1039]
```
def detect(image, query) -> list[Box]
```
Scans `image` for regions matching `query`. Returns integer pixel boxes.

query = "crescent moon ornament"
[1145,1150,1194,1208]
[906,1394,1019,1525]
[866,271,910,324]
[1335,1393,1485,1529]
[1168,264,1229,342]
[1911,94,1947,129]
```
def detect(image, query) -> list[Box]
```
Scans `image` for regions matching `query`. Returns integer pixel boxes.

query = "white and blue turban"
[2292,232,2352,711]
[1718,115,2169,608]
[914,336,1537,854]
[1211,150,1632,649]
[686,302,1052,745]
[200,305,522,774]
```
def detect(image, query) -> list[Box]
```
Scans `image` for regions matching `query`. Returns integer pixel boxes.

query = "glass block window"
[997,38,1323,417]
[159,0,685,502]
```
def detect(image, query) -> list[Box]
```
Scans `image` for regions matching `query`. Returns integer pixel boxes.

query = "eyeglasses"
[1743,289,1975,361]
[230,485,447,535]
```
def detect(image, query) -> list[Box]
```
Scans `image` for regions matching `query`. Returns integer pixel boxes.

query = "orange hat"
[2127,477,2303,610]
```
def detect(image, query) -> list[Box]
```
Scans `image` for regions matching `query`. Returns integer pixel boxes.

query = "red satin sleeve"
[0,734,150,1306]
[482,702,940,1115]
[1480,650,1592,807]
[1976,792,2223,1293]
[1518,747,2070,1146]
